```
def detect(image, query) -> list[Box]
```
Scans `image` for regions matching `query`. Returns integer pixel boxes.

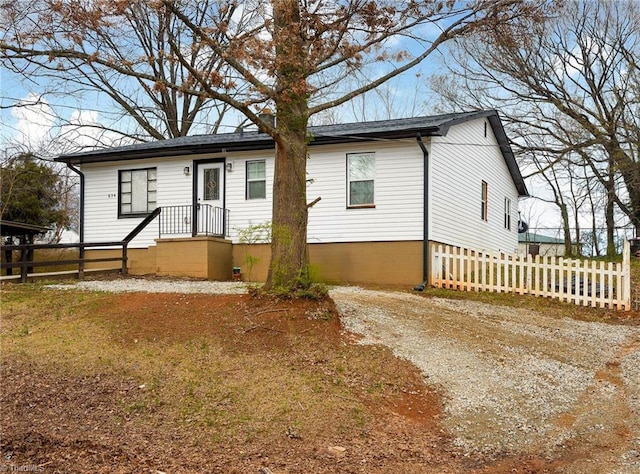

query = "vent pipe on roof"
[258,110,275,130]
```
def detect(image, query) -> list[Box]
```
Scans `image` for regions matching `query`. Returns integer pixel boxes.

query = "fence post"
[590,260,597,308]
[607,261,615,308]
[122,242,128,276]
[444,245,451,288]
[20,244,28,283]
[489,251,495,292]
[622,240,631,310]
[78,243,85,280]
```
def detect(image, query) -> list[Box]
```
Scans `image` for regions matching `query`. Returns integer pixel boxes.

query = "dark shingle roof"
[1,220,50,237]
[56,110,528,196]
[518,233,565,244]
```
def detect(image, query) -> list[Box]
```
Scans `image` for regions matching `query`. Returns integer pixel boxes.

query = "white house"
[56,110,528,286]
[518,232,580,257]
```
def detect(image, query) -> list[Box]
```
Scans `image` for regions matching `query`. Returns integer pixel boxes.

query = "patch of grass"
[1,284,432,453]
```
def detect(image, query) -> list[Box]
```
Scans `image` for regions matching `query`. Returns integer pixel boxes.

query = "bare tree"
[1,0,550,291]
[430,0,640,255]
[1,0,242,143]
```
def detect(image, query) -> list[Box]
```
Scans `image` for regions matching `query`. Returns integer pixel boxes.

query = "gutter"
[414,133,429,291]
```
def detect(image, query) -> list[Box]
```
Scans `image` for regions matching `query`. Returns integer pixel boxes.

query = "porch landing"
[155,236,233,280]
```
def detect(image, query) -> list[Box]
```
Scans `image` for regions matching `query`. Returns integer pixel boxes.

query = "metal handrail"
[159,204,228,238]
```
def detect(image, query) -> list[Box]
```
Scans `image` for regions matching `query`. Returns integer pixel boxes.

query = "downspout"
[66,163,85,278]
[414,134,429,291]
[66,163,84,242]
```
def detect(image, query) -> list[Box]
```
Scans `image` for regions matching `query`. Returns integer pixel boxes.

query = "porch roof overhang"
[55,110,528,197]
[1,220,50,237]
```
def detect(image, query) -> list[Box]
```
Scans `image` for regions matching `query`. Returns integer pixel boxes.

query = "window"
[246,160,266,199]
[347,152,375,207]
[119,168,157,217]
[203,167,220,201]
[504,197,511,230]
[481,181,488,221]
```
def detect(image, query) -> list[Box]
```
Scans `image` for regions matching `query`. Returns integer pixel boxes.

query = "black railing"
[158,205,192,235]
[159,204,229,238]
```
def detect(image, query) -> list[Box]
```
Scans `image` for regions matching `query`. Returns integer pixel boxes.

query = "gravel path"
[46,279,640,471]
[330,287,640,472]
[46,278,248,294]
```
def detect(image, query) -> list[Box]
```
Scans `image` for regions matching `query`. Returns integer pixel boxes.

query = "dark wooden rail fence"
[1,208,161,282]
[2,241,127,282]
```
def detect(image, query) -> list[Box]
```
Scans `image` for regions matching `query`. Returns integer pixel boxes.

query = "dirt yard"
[1,279,640,473]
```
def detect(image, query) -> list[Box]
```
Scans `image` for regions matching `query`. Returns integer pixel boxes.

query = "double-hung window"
[246,160,266,199]
[347,152,375,207]
[119,168,157,217]
[504,197,511,230]
[481,180,488,221]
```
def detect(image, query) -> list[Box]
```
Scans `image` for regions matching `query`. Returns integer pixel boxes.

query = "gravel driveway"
[48,279,640,471]
[330,287,640,472]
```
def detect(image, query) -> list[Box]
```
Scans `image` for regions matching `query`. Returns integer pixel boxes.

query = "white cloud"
[11,93,56,149]
[7,93,122,157]
[69,109,99,126]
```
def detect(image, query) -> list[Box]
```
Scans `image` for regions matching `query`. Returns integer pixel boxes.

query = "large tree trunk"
[264,0,310,291]
[619,158,640,238]
[265,109,309,290]
[559,203,572,256]
[605,169,616,257]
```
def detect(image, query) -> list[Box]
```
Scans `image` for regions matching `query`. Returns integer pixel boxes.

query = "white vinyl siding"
[429,119,519,252]
[224,142,424,244]
[305,143,423,243]
[80,117,519,253]
[225,153,273,238]
[82,157,195,247]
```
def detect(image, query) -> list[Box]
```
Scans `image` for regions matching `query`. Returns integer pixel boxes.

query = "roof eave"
[486,112,529,197]
[55,126,444,165]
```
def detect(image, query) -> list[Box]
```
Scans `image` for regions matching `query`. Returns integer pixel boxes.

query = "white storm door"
[196,162,225,235]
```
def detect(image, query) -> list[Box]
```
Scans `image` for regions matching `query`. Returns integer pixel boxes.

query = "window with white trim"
[347,152,375,207]
[246,160,266,199]
[504,197,511,230]
[481,180,488,221]
[119,168,157,217]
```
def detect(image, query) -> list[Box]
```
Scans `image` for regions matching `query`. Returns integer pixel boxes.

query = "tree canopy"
[1,154,68,232]
[1,0,551,290]
[431,0,640,255]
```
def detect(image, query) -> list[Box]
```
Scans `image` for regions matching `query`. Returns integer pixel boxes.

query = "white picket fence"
[430,240,631,310]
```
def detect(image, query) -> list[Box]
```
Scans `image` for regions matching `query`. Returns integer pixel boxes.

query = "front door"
[196,162,225,235]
